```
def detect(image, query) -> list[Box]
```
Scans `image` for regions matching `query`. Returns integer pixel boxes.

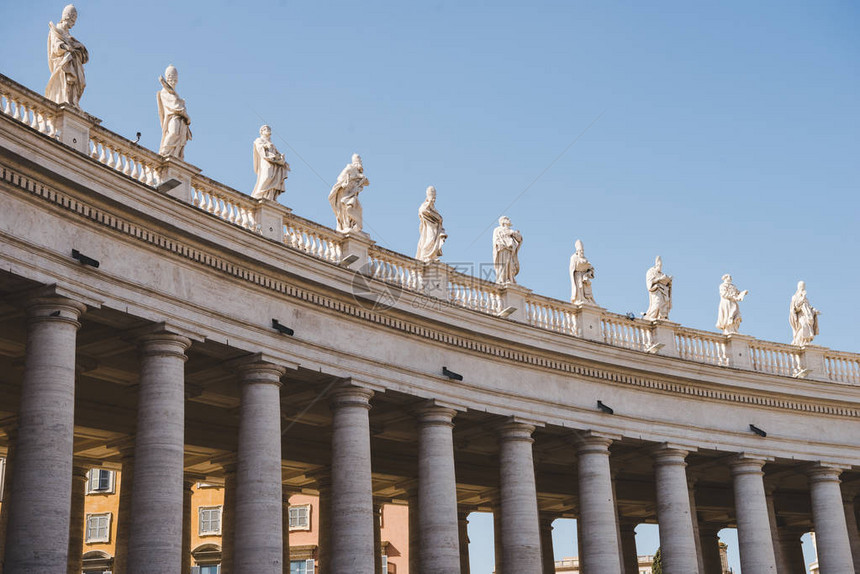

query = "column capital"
[26,293,87,327]
[414,402,457,427]
[328,384,374,410]
[619,519,639,534]
[137,330,192,360]
[572,431,616,455]
[649,443,691,465]
[729,453,772,476]
[71,464,90,480]
[806,463,848,484]
[233,354,287,386]
[497,419,536,442]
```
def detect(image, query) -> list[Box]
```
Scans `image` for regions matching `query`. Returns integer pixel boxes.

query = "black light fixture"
[71,249,100,268]
[271,318,294,336]
[442,366,463,381]
[156,178,182,193]
[497,306,517,318]
[597,400,614,415]
[749,424,767,437]
[340,254,360,267]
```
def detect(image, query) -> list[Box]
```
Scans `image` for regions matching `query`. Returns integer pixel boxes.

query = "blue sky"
[3,1,857,572]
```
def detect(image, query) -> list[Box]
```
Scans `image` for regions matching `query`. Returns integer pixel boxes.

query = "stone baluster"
[4,294,86,573]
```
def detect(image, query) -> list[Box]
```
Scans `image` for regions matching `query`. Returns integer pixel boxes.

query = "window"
[290,559,315,574]
[87,469,114,494]
[288,504,311,531]
[198,506,222,536]
[85,513,111,543]
[190,567,220,574]
[381,555,388,574]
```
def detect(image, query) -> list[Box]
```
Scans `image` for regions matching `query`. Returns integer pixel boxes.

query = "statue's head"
[61,4,77,25]
[352,153,362,166]
[499,216,511,227]
[164,65,178,87]
[655,255,662,270]
[575,239,584,254]
[797,280,806,292]
[260,125,271,138]
[426,185,436,200]
[722,274,732,283]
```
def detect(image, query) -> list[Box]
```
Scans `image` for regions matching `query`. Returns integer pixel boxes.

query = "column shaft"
[539,515,555,574]
[417,405,460,573]
[765,489,789,573]
[651,447,699,573]
[316,472,332,574]
[66,466,89,574]
[698,526,723,574]
[844,495,860,574]
[493,507,503,574]
[329,386,375,573]
[221,466,237,574]
[4,297,85,572]
[182,479,193,574]
[498,422,541,573]
[373,502,383,574]
[619,522,639,574]
[113,449,135,574]
[576,436,623,574]
[729,457,777,574]
[127,333,191,574]
[234,361,286,574]
[807,466,854,573]
[408,492,420,574]
[778,529,808,574]
[0,433,17,573]
[282,488,291,574]
[458,510,471,574]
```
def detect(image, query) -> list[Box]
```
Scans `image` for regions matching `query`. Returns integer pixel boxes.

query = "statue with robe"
[493,216,523,285]
[328,154,369,234]
[644,256,672,320]
[251,125,290,201]
[45,4,88,107]
[789,280,819,346]
[716,274,748,334]
[157,65,192,159]
[415,186,447,262]
[569,239,597,305]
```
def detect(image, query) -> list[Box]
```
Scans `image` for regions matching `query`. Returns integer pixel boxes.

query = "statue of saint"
[644,256,672,320]
[157,65,192,159]
[492,216,523,285]
[569,239,597,305]
[415,186,447,262]
[328,154,369,234]
[789,280,819,346]
[716,274,748,334]
[45,4,88,107]
[251,125,290,201]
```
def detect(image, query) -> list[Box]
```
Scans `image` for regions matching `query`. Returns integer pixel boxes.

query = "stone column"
[807,465,855,573]
[458,508,471,574]
[698,525,724,574]
[764,486,789,573]
[4,295,86,573]
[498,421,542,573]
[651,446,699,573]
[729,456,777,574]
[234,359,286,574]
[113,445,135,574]
[407,489,420,574]
[619,521,639,574]
[182,478,194,574]
[576,435,623,574]
[778,528,808,574]
[539,514,555,574]
[687,479,705,574]
[493,506,504,574]
[314,470,332,574]
[843,491,860,574]
[282,486,291,574]
[373,501,384,574]
[66,465,89,574]
[416,404,460,573]
[127,331,191,574]
[0,429,18,573]
[220,464,237,574]
[328,386,376,573]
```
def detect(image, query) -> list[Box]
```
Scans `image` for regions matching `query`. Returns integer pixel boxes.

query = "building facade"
[0,67,859,574]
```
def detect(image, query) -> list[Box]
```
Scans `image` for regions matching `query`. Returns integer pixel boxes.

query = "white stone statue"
[157,65,192,159]
[45,4,88,108]
[569,239,597,305]
[328,154,369,234]
[251,125,290,201]
[789,280,819,346]
[415,186,447,262]
[644,256,672,320]
[716,274,748,335]
[492,216,523,285]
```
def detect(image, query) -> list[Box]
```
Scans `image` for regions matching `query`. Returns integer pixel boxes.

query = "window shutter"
[305,559,315,574]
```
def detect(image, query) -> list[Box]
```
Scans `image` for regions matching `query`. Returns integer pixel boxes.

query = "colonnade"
[0,293,859,574]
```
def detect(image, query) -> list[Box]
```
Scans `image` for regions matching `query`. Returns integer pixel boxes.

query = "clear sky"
[3,1,858,572]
